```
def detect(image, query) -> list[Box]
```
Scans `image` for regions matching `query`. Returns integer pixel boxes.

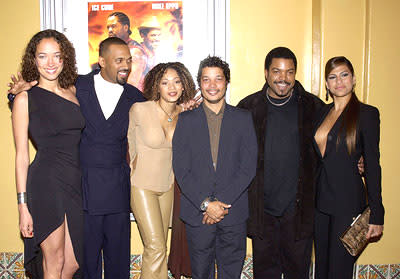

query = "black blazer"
[76,70,145,215]
[313,102,384,225]
[172,104,258,226]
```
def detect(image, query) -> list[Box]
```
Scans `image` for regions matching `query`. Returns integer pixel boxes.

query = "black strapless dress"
[24,86,85,278]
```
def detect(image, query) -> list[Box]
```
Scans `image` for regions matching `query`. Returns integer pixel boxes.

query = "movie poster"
[88,1,183,90]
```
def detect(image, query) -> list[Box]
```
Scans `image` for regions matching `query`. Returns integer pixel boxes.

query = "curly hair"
[21,29,77,89]
[196,56,230,85]
[142,62,196,105]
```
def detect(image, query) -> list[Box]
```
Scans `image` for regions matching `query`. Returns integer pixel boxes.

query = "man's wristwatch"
[200,196,218,211]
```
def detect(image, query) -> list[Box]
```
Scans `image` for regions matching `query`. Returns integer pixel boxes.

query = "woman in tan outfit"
[127,62,196,279]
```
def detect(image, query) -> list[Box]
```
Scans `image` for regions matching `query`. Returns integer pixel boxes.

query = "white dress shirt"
[94,73,124,119]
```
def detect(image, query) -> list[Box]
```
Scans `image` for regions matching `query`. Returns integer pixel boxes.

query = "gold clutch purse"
[340,207,370,256]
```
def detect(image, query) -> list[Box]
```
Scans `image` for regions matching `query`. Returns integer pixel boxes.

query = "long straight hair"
[325,56,360,155]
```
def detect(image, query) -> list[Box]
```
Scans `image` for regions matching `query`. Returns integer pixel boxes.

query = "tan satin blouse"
[127,101,174,192]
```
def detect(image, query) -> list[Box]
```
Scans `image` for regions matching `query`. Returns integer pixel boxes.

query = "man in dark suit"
[172,56,258,279]
[237,47,324,279]
[76,37,145,279]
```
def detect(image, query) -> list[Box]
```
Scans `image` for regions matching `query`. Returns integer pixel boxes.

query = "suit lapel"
[92,87,108,123]
[81,74,131,130]
[325,108,344,157]
[78,74,107,131]
[215,104,232,175]
[313,104,330,158]
[313,103,332,135]
[313,103,344,158]
[105,87,128,125]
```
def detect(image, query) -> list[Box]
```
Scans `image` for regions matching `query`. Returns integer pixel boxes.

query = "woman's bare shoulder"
[13,91,28,105]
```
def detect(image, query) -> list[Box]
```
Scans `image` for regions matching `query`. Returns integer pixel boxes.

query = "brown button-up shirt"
[203,101,226,170]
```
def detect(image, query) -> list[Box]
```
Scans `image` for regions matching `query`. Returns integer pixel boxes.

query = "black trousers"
[314,209,356,279]
[185,222,247,279]
[252,209,312,279]
[83,212,131,279]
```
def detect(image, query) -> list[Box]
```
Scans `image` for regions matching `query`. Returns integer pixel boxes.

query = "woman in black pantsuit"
[313,56,384,279]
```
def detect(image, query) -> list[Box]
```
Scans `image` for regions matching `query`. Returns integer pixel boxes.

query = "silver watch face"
[201,200,209,211]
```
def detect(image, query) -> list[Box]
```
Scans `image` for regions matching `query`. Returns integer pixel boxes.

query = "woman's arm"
[12,92,34,238]
[360,106,384,239]
[127,105,138,172]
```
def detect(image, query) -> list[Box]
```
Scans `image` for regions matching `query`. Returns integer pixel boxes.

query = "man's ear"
[264,69,269,81]
[98,56,106,68]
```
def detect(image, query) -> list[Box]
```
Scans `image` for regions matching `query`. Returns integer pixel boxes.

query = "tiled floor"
[0,253,25,279]
[1,252,398,279]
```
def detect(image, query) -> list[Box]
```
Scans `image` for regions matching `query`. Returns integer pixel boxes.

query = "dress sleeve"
[360,106,384,225]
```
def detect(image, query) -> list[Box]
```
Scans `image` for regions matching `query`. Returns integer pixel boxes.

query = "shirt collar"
[202,100,226,116]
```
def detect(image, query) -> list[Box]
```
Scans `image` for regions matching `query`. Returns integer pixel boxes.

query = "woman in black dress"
[12,30,84,278]
[313,56,384,278]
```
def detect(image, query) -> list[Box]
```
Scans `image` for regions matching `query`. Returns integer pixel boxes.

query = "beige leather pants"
[131,185,174,279]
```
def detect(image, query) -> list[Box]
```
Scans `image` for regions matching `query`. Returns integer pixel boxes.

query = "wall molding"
[362,0,372,103]
[311,0,373,104]
[311,0,322,98]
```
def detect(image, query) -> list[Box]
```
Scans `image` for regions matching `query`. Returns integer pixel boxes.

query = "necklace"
[266,89,293,107]
[158,101,176,122]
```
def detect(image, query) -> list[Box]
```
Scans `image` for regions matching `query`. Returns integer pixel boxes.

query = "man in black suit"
[237,47,324,279]
[172,56,257,279]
